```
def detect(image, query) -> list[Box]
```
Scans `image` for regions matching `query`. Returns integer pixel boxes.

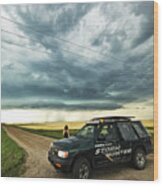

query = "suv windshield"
[76,124,96,138]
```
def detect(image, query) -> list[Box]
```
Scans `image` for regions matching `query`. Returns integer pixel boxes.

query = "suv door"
[132,121,152,153]
[94,123,121,167]
[117,122,139,162]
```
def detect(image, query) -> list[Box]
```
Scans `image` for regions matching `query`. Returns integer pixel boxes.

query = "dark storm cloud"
[9,3,94,52]
[131,1,154,48]
[1,1,154,110]
[2,100,122,110]
[92,1,154,51]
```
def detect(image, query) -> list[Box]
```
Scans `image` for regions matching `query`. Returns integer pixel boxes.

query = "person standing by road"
[63,125,69,138]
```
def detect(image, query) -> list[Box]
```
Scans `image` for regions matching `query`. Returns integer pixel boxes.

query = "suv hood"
[53,136,93,150]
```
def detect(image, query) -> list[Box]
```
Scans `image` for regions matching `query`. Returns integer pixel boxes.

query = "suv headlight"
[58,150,69,158]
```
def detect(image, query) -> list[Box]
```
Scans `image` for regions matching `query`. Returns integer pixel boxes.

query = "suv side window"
[132,121,148,138]
[98,124,119,141]
[118,122,138,141]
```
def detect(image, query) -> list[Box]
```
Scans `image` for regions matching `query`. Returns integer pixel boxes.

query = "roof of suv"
[91,116,135,122]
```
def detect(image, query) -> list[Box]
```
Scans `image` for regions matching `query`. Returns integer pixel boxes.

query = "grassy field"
[15,120,154,129]
[142,120,153,127]
[15,121,84,139]
[15,120,154,140]
[142,120,154,137]
[1,127,26,177]
[16,121,85,130]
[19,128,78,139]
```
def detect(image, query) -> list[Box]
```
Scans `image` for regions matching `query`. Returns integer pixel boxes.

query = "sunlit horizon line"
[1,108,154,124]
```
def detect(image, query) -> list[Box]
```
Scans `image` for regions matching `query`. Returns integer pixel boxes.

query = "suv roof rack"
[91,116,135,122]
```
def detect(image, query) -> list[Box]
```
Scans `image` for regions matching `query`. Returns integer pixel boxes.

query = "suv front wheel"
[73,157,91,179]
[133,148,146,170]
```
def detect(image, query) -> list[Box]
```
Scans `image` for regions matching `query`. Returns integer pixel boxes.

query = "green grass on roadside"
[18,127,78,139]
[1,127,26,177]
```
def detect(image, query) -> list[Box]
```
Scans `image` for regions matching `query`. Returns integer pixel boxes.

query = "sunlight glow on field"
[16,120,153,130]
[17,121,85,130]
[142,120,154,127]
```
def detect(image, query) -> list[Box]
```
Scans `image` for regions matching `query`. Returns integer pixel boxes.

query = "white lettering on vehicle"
[94,143,132,160]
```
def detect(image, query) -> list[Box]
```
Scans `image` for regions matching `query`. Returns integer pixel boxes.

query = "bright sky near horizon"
[1,1,154,123]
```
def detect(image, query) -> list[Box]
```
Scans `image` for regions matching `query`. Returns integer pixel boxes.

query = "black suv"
[48,116,152,179]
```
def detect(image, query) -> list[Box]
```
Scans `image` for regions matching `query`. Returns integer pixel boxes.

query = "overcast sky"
[1,1,154,122]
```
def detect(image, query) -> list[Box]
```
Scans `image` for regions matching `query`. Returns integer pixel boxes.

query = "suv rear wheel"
[133,148,146,170]
[73,157,91,179]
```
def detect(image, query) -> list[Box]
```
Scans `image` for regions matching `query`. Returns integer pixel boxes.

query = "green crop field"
[16,120,154,130]
[1,127,26,177]
[14,121,84,139]
[19,127,78,139]
[16,121,85,130]
[15,119,154,141]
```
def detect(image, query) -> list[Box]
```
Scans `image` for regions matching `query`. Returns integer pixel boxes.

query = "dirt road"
[5,127,154,180]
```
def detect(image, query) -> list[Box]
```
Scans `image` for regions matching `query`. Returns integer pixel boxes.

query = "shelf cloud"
[1,2,154,120]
